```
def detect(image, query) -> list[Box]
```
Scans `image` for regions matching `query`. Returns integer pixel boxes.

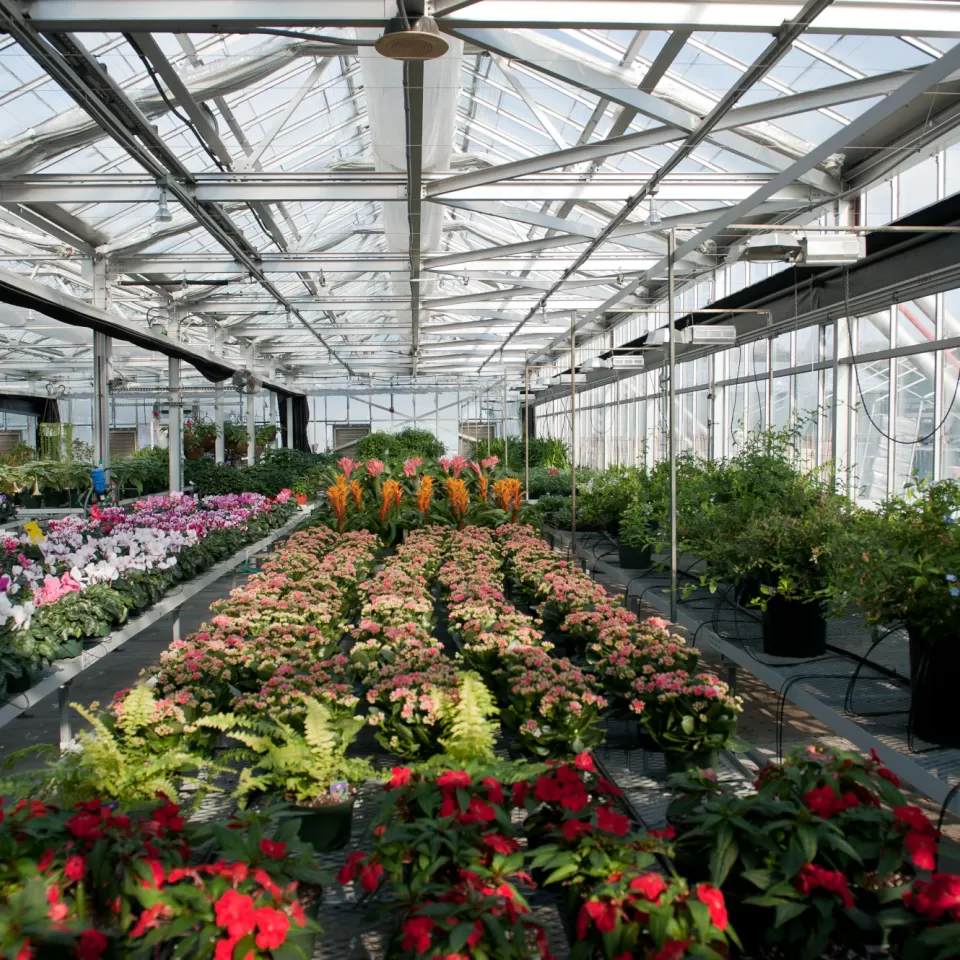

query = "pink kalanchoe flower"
[451,454,468,478]
[366,459,385,479]
[337,457,359,479]
[480,455,499,470]
[402,458,422,478]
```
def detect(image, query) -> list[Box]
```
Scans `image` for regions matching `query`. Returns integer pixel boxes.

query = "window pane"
[859,312,890,352]
[941,348,960,481]
[853,359,889,502]
[892,355,935,492]
[895,297,936,347]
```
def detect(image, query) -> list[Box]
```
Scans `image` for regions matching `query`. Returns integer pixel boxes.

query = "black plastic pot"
[292,797,354,852]
[907,625,960,748]
[760,595,827,658]
[735,571,765,608]
[618,542,653,569]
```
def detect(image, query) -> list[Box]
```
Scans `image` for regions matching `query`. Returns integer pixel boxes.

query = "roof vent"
[376,16,449,60]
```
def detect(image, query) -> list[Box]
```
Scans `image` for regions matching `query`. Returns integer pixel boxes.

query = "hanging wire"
[843,266,960,445]
[236,27,376,45]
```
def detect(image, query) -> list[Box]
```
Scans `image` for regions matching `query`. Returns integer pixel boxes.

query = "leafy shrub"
[355,429,444,462]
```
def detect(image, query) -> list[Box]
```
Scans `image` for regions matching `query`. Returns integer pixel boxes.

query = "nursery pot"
[4,671,33,695]
[906,625,960,748]
[292,797,354,852]
[735,571,764,608]
[760,595,827,658]
[664,749,719,775]
[618,542,653,570]
[201,436,216,453]
[184,444,205,461]
[294,493,308,506]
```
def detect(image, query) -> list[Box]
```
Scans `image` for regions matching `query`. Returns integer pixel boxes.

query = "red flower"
[76,929,108,960]
[561,819,592,840]
[254,906,290,949]
[388,766,413,790]
[436,770,471,789]
[649,825,677,840]
[628,873,666,902]
[597,777,624,798]
[66,813,102,840]
[336,851,366,886]
[141,859,165,890]
[214,889,256,939]
[259,838,287,859]
[64,856,86,883]
[439,792,457,818]
[877,767,901,787]
[795,864,854,908]
[581,899,619,934]
[152,801,184,832]
[37,849,54,873]
[803,785,840,819]
[905,873,960,922]
[213,937,240,960]
[574,752,596,772]
[458,796,496,824]
[482,832,518,855]
[906,830,939,871]
[359,860,383,892]
[15,942,32,960]
[512,781,530,807]
[596,805,630,836]
[482,776,504,805]
[290,900,307,928]
[130,903,168,939]
[650,940,694,960]
[534,775,561,804]
[47,902,69,923]
[401,916,435,952]
[696,884,728,931]
[894,805,936,834]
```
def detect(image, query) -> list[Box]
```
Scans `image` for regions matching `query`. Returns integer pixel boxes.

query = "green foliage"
[437,672,499,763]
[577,466,648,532]
[199,698,376,807]
[355,428,445,462]
[474,436,569,469]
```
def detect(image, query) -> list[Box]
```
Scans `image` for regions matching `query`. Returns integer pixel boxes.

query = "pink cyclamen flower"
[337,457,359,479]
[403,458,422,478]
[366,459,385,478]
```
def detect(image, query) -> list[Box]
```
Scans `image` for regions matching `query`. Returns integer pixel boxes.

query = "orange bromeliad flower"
[328,475,349,532]
[349,479,363,511]
[417,475,434,513]
[478,475,489,502]
[445,477,469,529]
[493,477,522,523]
[381,479,402,523]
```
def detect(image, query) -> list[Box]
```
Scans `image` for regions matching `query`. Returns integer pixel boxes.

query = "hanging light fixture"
[376,13,449,60]
[319,271,327,288]
[155,185,172,223]
[645,188,662,228]
[540,302,548,324]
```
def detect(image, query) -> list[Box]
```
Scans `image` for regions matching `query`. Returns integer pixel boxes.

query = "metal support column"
[668,227,679,624]
[502,375,508,470]
[286,397,294,449]
[524,359,530,499]
[570,312,577,557]
[214,383,225,465]
[172,608,181,643]
[167,356,182,493]
[269,390,278,447]
[58,681,72,753]
[91,257,110,473]
[247,391,257,466]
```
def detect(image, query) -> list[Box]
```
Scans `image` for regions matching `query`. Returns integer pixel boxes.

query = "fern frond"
[438,672,499,763]
[302,699,338,756]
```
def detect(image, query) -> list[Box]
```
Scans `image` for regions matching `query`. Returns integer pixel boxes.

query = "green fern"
[438,672,499,763]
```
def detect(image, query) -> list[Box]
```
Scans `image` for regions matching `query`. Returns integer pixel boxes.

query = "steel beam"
[23,0,960,36]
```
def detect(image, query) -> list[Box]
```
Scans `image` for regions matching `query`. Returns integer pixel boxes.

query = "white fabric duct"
[357,29,464,337]
[0,38,327,173]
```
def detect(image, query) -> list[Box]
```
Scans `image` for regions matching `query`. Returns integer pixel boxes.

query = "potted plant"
[291,477,310,506]
[224,419,248,455]
[827,477,960,747]
[618,495,656,569]
[184,417,219,458]
[202,698,376,851]
[629,670,743,773]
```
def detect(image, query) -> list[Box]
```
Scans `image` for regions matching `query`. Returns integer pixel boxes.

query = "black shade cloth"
[279,395,311,452]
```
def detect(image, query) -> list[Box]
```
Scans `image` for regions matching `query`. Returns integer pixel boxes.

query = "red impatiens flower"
[151,800,185,832]
[648,825,677,840]
[214,889,256,939]
[628,873,666,902]
[130,903,169,939]
[904,872,960,922]
[36,849,54,873]
[512,781,530,807]
[574,751,596,772]
[482,776,504,805]
[336,851,366,886]
[388,766,413,790]
[696,883,728,931]
[458,796,496,825]
[76,929,108,960]
[359,860,384,892]
[561,819,593,840]
[906,830,939,871]
[65,812,103,840]
[64,856,86,883]
[259,838,287,859]
[596,805,630,836]
[401,916,434,952]
[894,805,936,834]
[436,770,471,789]
[795,863,854,908]
[481,832,518,855]
[254,906,290,949]
[650,939,694,960]
[577,899,619,938]
[803,785,840,819]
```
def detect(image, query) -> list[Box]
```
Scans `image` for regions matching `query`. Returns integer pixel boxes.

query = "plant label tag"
[329,780,350,802]
[23,521,45,544]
